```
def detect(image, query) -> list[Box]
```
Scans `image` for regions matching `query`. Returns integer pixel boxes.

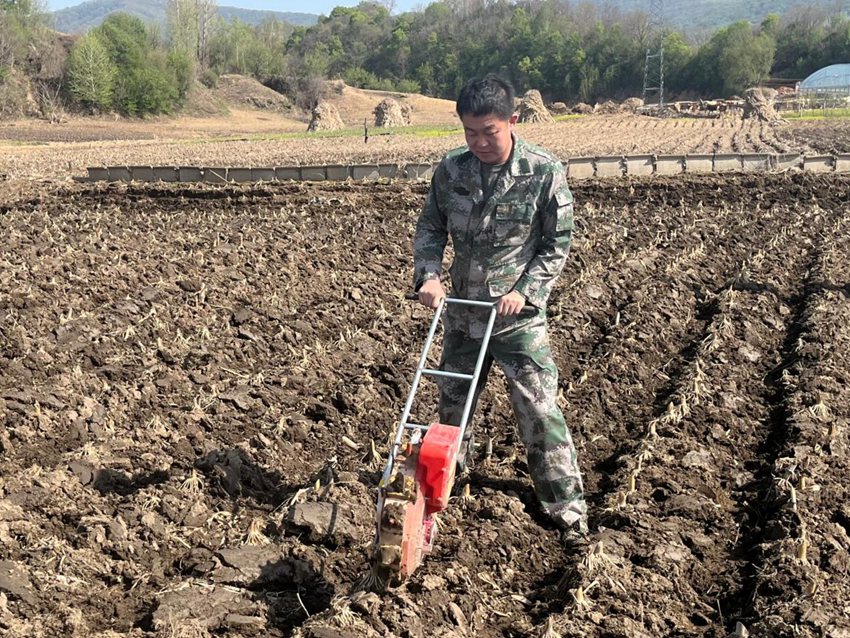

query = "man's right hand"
[418,278,446,309]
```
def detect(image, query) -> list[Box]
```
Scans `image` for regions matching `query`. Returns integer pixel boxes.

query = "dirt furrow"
[743,212,850,636]
[700,207,824,632]
[544,183,829,636]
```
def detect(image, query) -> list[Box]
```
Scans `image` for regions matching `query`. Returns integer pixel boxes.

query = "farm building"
[799,63,850,96]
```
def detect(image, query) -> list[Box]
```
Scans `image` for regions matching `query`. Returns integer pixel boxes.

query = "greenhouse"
[799,64,850,96]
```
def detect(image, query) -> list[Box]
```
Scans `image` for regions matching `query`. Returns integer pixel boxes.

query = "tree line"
[1,0,849,118]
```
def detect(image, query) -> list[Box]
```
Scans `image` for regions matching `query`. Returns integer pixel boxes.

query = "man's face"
[460,112,517,165]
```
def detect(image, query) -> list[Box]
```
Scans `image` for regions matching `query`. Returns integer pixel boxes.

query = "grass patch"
[185,123,463,144]
[784,107,850,120]
[304,123,462,139]
[553,113,587,122]
[400,125,463,138]
[0,139,51,147]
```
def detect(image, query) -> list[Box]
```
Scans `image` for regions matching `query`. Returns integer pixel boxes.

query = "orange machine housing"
[416,423,462,514]
[399,489,427,579]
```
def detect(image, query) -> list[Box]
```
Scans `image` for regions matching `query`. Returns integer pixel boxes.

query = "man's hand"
[418,278,446,309]
[496,290,526,316]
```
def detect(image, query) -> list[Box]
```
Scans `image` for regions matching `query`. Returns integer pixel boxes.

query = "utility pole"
[642,0,664,107]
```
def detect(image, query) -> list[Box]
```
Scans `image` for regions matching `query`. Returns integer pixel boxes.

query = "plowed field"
[0,113,826,182]
[782,118,850,154]
[2,173,850,638]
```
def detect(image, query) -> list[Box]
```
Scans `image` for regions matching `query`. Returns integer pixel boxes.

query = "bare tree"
[166,0,217,69]
[0,14,17,70]
[35,80,64,122]
[33,33,68,81]
[167,0,199,55]
[197,0,217,70]
[444,0,495,18]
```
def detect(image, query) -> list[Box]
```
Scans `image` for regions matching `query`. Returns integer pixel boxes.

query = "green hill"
[50,0,849,37]
[217,5,315,28]
[52,0,318,33]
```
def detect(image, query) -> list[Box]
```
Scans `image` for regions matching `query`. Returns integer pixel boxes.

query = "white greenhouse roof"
[800,64,850,91]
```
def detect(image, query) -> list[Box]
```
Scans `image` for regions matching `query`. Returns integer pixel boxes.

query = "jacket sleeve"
[512,165,574,307]
[412,164,449,290]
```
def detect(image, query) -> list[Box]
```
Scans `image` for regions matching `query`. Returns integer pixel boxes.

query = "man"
[413,74,587,535]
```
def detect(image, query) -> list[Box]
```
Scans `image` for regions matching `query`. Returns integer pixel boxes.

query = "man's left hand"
[496,290,526,316]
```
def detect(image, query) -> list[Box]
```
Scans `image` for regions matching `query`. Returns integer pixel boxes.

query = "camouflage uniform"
[413,136,586,530]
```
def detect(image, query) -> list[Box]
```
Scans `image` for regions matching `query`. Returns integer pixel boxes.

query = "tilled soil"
[780,118,850,155]
[1,173,850,638]
[0,113,822,182]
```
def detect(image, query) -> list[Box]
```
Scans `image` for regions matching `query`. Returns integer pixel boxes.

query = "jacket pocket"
[487,274,518,298]
[555,191,574,233]
[492,202,534,246]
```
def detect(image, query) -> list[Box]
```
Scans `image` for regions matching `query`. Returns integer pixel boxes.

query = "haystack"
[743,87,781,122]
[594,100,620,115]
[373,98,410,127]
[572,102,593,115]
[550,101,569,115]
[307,100,344,132]
[517,89,554,124]
[621,97,644,112]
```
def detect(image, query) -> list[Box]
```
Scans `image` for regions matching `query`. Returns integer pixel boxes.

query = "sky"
[46,0,426,15]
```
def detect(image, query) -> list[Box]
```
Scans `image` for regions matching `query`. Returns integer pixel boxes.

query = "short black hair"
[456,74,516,120]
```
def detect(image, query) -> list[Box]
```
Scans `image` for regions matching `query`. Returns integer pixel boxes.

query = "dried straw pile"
[621,97,645,112]
[373,98,411,127]
[743,87,782,122]
[307,100,344,132]
[517,89,554,124]
[594,100,620,115]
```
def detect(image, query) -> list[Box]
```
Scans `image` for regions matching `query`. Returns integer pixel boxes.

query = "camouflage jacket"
[413,136,574,309]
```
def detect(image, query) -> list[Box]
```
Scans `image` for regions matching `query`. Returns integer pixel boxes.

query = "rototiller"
[371,296,499,585]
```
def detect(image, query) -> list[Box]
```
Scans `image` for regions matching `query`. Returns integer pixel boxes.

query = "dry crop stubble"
[0,111,825,182]
[745,214,850,636]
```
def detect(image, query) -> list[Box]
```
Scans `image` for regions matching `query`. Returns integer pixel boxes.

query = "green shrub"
[66,33,116,112]
[167,50,194,98]
[341,66,379,88]
[200,68,219,88]
[113,64,179,116]
[395,78,421,94]
[93,13,184,116]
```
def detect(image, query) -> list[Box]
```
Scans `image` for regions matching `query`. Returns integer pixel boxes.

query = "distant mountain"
[51,0,848,36]
[583,0,849,32]
[51,0,318,34]
[217,5,315,28]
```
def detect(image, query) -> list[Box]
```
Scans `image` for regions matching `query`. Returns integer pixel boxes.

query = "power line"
[642,0,664,107]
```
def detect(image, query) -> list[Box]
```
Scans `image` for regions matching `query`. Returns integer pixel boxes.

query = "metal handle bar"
[380,296,498,487]
[405,292,493,308]
[405,291,538,317]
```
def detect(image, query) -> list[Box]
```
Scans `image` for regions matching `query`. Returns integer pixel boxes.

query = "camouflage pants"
[438,306,587,529]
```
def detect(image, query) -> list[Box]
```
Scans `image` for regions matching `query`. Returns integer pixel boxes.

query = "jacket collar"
[504,136,534,177]
[473,135,531,229]
[462,135,533,177]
